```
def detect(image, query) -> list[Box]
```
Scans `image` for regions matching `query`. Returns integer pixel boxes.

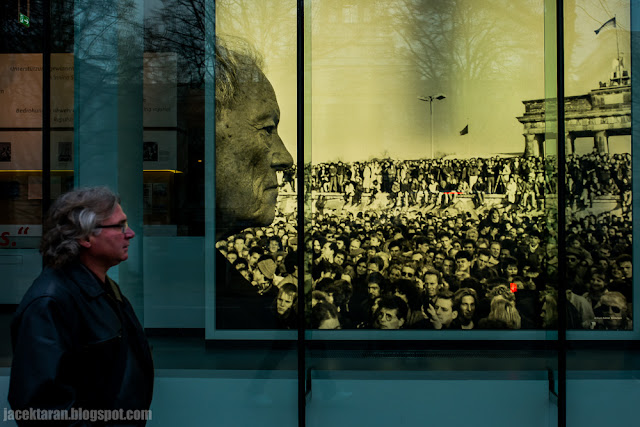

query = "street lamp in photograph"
[418,94,446,159]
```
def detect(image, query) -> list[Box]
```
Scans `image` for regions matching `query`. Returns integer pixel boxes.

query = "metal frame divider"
[556,1,567,426]
[42,1,51,225]
[297,1,307,426]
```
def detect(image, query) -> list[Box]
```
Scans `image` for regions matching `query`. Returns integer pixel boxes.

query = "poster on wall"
[0,54,43,128]
[0,53,75,128]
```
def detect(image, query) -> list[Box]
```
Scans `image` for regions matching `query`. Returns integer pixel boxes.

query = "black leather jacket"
[9,263,154,426]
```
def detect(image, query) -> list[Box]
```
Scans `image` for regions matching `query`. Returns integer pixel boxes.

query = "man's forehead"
[227,73,279,119]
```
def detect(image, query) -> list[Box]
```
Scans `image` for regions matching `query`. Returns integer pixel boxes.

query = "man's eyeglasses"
[401,271,414,278]
[96,221,128,234]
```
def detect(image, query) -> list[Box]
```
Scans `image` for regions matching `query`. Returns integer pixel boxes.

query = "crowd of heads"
[219,152,632,331]
[217,217,300,329]
[306,203,632,330]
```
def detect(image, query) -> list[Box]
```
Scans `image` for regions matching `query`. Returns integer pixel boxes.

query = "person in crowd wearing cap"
[252,257,279,297]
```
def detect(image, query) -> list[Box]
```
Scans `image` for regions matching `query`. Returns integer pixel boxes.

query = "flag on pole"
[595,17,616,35]
[460,125,468,135]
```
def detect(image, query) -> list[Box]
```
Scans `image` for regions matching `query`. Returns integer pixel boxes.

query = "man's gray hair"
[40,187,120,268]
[215,36,264,117]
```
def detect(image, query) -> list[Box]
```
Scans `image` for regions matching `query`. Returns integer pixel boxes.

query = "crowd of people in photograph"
[305,207,632,331]
[311,156,548,213]
[309,151,631,214]
[218,153,632,331]
[566,152,632,213]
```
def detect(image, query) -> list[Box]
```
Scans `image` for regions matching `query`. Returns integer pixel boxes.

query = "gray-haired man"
[9,187,153,425]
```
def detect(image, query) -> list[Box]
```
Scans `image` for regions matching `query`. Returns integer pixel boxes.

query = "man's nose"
[126,226,135,239]
[271,135,293,170]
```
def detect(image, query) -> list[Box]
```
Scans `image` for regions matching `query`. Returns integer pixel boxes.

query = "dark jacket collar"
[62,262,107,299]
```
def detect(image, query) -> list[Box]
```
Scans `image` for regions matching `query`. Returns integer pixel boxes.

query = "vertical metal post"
[297,0,306,426]
[42,0,51,222]
[556,0,567,426]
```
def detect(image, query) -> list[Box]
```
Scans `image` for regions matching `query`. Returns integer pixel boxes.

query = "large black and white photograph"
[305,0,632,332]
[210,0,632,332]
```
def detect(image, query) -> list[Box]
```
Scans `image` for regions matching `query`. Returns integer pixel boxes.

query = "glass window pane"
[0,1,47,308]
[306,0,553,337]
[563,0,633,337]
[208,0,299,336]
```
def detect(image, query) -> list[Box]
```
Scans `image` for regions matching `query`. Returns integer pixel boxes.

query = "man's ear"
[78,237,91,248]
[452,310,458,319]
[398,318,405,328]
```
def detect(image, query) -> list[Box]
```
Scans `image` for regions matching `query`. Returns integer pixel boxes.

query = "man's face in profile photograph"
[216,68,294,233]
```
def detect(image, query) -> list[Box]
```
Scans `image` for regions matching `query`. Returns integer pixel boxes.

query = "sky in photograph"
[212,0,631,163]
[309,0,631,163]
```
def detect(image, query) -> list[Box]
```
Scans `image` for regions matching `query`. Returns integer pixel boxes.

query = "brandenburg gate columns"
[594,130,609,153]
[524,134,538,157]
[565,132,575,156]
